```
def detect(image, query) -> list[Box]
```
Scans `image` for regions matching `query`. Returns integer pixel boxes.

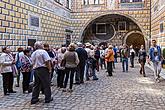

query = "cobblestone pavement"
[1,62,165,110]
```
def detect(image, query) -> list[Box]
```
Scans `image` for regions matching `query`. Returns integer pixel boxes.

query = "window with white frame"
[96,23,106,34]
[83,0,101,5]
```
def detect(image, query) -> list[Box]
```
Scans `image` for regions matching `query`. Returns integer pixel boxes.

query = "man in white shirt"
[31,41,53,104]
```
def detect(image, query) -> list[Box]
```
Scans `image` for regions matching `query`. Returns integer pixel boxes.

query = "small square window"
[118,21,126,31]
[96,23,106,34]
[160,22,164,33]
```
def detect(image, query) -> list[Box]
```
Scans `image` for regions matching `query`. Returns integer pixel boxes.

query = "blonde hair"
[68,43,76,51]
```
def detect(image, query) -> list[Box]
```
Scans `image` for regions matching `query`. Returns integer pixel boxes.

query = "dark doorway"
[126,33,145,49]
[28,39,36,47]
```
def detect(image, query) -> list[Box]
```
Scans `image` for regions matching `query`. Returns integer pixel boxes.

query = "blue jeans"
[122,58,128,72]
[85,62,98,80]
[30,70,35,82]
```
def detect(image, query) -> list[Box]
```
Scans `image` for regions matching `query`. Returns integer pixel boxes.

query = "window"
[54,0,60,3]
[84,0,89,5]
[24,0,38,5]
[28,14,40,30]
[28,39,36,47]
[84,0,100,5]
[118,21,126,31]
[132,0,142,2]
[94,0,99,4]
[96,23,106,34]
[160,22,164,33]
[30,15,40,27]
[121,0,130,3]
[66,0,70,9]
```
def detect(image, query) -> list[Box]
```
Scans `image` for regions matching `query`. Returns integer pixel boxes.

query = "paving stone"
[0,62,165,109]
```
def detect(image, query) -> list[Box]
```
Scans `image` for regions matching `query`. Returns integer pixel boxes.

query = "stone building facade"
[0,0,71,51]
[1,0,164,51]
[151,0,165,48]
[71,0,151,49]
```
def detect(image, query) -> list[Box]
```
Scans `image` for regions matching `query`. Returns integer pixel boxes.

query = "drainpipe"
[149,0,152,48]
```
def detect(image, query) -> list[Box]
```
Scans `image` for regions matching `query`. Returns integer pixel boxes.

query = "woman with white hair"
[0,46,16,95]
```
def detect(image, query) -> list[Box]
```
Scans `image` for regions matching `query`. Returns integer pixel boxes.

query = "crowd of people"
[0,39,163,104]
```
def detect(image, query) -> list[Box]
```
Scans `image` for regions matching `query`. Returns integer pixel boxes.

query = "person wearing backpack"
[149,40,162,82]
[20,49,32,93]
[15,47,24,87]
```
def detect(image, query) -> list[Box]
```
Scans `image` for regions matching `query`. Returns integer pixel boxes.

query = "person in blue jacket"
[149,40,162,82]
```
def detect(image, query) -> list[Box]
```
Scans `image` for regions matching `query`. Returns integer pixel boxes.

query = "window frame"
[96,23,107,35]
[118,21,126,32]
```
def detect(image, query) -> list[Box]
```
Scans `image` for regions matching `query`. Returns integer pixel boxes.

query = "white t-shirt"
[31,49,51,69]
[85,48,91,58]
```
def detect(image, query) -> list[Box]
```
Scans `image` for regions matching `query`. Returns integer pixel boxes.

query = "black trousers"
[64,68,76,90]
[1,72,14,94]
[107,62,113,76]
[50,68,54,81]
[75,63,85,83]
[57,69,65,88]
[31,67,51,102]
[130,57,134,67]
[22,72,31,92]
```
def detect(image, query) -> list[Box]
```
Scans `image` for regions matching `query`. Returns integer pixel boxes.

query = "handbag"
[11,65,18,77]
[60,59,66,67]
[162,60,165,69]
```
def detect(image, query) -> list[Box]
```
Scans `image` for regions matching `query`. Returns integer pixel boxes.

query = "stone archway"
[80,12,148,42]
[125,32,145,49]
[80,13,147,47]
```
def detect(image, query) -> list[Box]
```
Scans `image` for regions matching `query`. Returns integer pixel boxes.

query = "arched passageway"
[126,33,145,49]
[81,14,147,49]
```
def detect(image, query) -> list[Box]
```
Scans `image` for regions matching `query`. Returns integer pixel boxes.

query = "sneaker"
[31,99,39,105]
[45,97,53,103]
[15,84,19,87]
[74,82,80,85]
[93,78,98,80]
[86,78,90,81]
[68,89,73,92]
[62,88,67,92]
[9,90,16,93]
[4,93,10,96]
[156,79,160,83]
